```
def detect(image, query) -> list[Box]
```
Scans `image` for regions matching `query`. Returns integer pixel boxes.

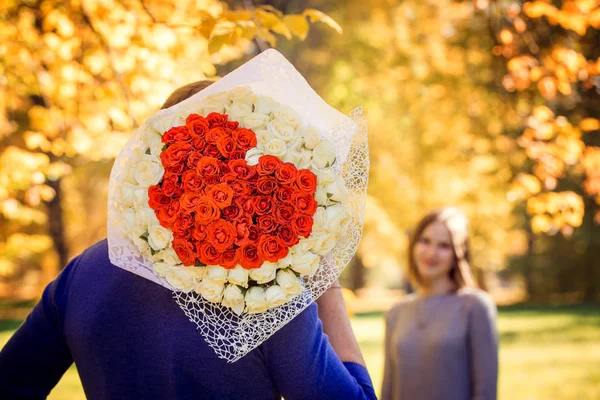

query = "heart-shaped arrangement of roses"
[147,112,318,270]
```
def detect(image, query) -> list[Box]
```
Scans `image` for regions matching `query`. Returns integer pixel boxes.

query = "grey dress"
[381,287,498,400]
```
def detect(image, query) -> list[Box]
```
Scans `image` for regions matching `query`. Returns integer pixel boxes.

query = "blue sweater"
[0,239,376,400]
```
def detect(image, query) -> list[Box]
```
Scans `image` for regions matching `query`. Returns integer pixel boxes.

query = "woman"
[382,207,498,400]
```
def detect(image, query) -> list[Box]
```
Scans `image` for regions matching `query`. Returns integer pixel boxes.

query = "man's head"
[161,80,215,109]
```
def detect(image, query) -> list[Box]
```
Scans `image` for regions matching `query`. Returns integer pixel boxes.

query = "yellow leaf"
[257,5,283,18]
[302,9,343,34]
[579,118,600,132]
[199,11,217,39]
[208,32,232,54]
[283,15,309,40]
[255,9,280,29]
[256,27,277,47]
[271,21,292,40]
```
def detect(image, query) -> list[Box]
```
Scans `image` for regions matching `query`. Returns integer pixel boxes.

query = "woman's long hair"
[406,207,477,289]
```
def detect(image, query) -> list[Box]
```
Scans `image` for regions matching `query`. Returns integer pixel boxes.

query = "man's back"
[0,240,375,400]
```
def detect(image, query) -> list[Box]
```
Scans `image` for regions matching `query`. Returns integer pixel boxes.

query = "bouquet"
[108,49,368,361]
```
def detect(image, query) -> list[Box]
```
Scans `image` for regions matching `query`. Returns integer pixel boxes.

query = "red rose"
[275,204,295,225]
[203,144,221,159]
[275,186,294,203]
[220,248,238,269]
[257,155,283,176]
[291,191,318,216]
[232,128,257,151]
[222,203,243,221]
[206,112,229,126]
[194,197,221,225]
[205,175,221,187]
[206,220,236,252]
[162,126,191,145]
[256,177,278,195]
[234,216,253,243]
[186,114,209,138]
[238,196,255,216]
[236,244,263,269]
[277,225,299,247]
[205,126,227,144]
[166,163,186,175]
[180,192,202,214]
[192,224,208,241]
[229,150,246,160]
[257,235,288,262]
[172,213,194,237]
[196,241,223,265]
[160,142,192,168]
[292,215,314,238]
[225,120,239,130]
[172,238,196,266]
[181,170,204,193]
[220,173,236,184]
[216,136,235,158]
[296,169,317,193]
[196,157,221,176]
[257,215,278,234]
[207,183,234,209]
[148,185,170,210]
[161,173,182,197]
[228,159,257,180]
[275,163,298,185]
[186,151,204,170]
[230,179,250,196]
[191,135,207,153]
[253,195,275,216]
[156,201,180,228]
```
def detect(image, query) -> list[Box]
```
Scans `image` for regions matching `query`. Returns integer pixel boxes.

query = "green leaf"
[150,248,158,256]
[327,192,334,199]
[145,148,151,155]
[139,232,149,242]
[195,260,206,267]
[162,144,167,151]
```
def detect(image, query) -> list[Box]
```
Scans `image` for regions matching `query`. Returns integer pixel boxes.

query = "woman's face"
[413,221,455,286]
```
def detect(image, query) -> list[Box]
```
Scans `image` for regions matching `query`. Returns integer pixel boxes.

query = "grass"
[1,304,599,399]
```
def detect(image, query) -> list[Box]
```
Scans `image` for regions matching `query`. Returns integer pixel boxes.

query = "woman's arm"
[468,292,499,400]
[316,281,365,366]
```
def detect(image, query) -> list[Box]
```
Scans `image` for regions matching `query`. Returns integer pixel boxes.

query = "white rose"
[206,265,228,284]
[276,252,293,269]
[121,208,137,232]
[245,286,269,314]
[302,126,321,149]
[187,266,206,281]
[312,141,337,169]
[282,149,302,166]
[228,86,256,105]
[266,285,288,308]
[135,207,157,230]
[242,113,270,130]
[166,266,196,292]
[312,207,328,232]
[267,120,296,142]
[314,188,330,206]
[149,141,165,158]
[135,154,164,187]
[141,127,162,148]
[249,261,277,284]
[290,251,320,277]
[152,262,170,278]
[317,168,336,187]
[222,284,245,315]
[263,139,287,157]
[200,92,230,114]
[291,240,313,255]
[228,265,249,288]
[119,183,137,208]
[155,246,180,266]
[254,95,277,114]
[130,233,152,259]
[276,269,305,297]
[325,175,349,203]
[287,131,303,153]
[272,105,302,129]
[310,232,338,256]
[195,277,225,303]
[227,102,253,120]
[325,205,351,235]
[147,223,173,250]
[297,149,313,169]
[254,129,273,148]
[147,114,183,135]
[132,188,150,209]
[245,148,263,166]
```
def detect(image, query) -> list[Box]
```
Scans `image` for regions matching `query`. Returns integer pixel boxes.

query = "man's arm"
[316,281,365,366]
[0,257,78,399]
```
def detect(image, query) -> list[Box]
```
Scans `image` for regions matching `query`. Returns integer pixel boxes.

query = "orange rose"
[295,169,317,193]
[172,238,197,266]
[292,215,314,238]
[257,235,289,262]
[206,112,229,126]
[236,244,263,269]
[162,126,191,145]
[180,192,202,215]
[291,192,318,216]
[275,162,298,185]
[277,225,299,247]
[194,197,221,225]
[216,136,236,158]
[220,248,238,269]
[207,183,234,209]
[206,220,237,252]
[275,204,295,225]
[257,155,283,176]
[205,126,227,145]
[196,241,223,265]
[232,128,257,151]
[160,142,193,168]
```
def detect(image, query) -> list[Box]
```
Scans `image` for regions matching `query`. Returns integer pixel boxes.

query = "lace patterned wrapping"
[107,49,369,362]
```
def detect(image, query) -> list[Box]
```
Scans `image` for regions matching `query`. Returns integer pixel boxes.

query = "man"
[0,81,376,400]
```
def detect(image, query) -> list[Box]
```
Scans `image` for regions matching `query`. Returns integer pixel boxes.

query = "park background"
[1,0,599,398]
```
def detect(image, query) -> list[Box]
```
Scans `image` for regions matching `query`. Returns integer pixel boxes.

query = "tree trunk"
[46,177,69,270]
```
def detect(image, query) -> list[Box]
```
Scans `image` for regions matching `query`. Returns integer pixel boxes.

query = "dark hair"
[407,207,477,289]
[161,80,215,109]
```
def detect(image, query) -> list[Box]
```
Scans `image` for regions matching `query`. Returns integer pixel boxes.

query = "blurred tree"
[0,0,337,295]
